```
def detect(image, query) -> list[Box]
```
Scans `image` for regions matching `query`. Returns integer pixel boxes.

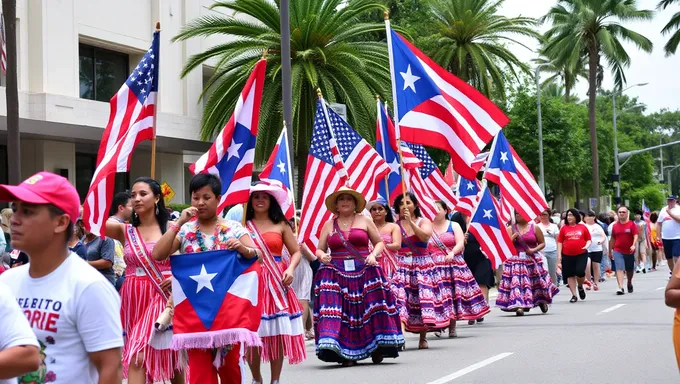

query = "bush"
[168,203,190,213]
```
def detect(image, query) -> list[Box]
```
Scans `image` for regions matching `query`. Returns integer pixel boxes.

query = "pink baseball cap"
[0,172,81,222]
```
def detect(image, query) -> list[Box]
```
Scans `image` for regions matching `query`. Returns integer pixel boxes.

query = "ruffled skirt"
[496,254,559,310]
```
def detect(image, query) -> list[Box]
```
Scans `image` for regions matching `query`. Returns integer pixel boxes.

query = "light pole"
[613,83,648,203]
[664,164,680,194]
[535,64,549,194]
[280,0,294,173]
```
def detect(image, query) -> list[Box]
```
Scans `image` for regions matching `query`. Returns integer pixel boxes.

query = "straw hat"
[325,186,366,213]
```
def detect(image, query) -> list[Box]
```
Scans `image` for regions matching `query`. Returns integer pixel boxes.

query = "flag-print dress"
[391,220,453,332]
[496,223,559,310]
[314,222,404,362]
[120,231,184,382]
[430,223,490,320]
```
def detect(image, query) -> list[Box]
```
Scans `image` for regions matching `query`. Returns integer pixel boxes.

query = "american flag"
[406,143,458,212]
[259,127,295,219]
[299,99,389,250]
[83,31,160,236]
[484,131,548,222]
[190,59,266,213]
[468,187,516,269]
[399,144,438,220]
[0,13,6,73]
[385,22,508,180]
[455,176,481,217]
[642,199,651,221]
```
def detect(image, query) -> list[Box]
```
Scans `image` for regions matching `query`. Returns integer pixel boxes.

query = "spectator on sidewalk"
[82,228,116,285]
[0,282,40,383]
[108,191,132,291]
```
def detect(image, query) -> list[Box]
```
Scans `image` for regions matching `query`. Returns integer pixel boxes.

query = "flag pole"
[150,21,160,179]
[317,88,350,187]
[384,12,407,200]
[283,120,299,236]
[377,96,391,201]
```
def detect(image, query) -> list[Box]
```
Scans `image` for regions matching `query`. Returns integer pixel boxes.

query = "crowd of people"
[1,171,679,384]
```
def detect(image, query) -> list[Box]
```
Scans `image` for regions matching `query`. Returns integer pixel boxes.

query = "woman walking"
[430,201,489,335]
[651,212,665,270]
[496,212,558,315]
[368,198,401,281]
[106,177,185,384]
[584,211,606,291]
[538,209,560,287]
[391,192,452,349]
[313,186,403,366]
[246,182,306,384]
[557,208,592,303]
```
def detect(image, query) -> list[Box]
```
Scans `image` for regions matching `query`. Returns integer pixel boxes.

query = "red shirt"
[557,224,591,256]
[611,220,638,254]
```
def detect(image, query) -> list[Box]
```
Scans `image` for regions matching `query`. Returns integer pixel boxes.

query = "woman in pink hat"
[245,180,305,384]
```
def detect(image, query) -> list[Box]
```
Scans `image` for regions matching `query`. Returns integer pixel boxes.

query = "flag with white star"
[468,187,516,269]
[190,59,267,213]
[170,249,262,349]
[484,130,548,222]
[385,22,509,180]
[259,127,295,218]
[456,175,481,217]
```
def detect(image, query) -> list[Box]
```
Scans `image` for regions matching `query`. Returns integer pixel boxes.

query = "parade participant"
[314,186,403,365]
[609,206,638,295]
[658,196,680,276]
[430,201,489,334]
[557,209,591,303]
[110,191,132,290]
[451,211,495,325]
[633,210,651,273]
[82,227,116,285]
[106,177,184,384]
[497,211,557,315]
[0,172,123,383]
[152,173,260,384]
[245,181,306,384]
[538,209,560,287]
[584,211,606,291]
[0,282,40,383]
[68,219,87,259]
[367,198,401,281]
[392,192,451,349]
[650,212,664,270]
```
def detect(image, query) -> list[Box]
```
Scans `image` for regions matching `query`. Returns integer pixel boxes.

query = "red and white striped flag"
[398,144,438,220]
[0,13,6,73]
[299,99,389,251]
[83,31,160,236]
[468,187,515,269]
[443,159,456,188]
[406,143,458,212]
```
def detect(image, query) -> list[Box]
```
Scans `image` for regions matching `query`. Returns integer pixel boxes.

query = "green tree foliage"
[658,0,680,56]
[173,0,392,199]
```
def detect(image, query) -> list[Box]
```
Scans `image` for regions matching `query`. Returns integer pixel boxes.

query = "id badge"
[403,256,413,265]
[344,259,356,272]
[519,252,527,258]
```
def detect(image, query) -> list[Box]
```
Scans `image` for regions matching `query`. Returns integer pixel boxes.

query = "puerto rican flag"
[190,59,266,214]
[456,176,481,217]
[376,99,405,203]
[170,250,263,350]
[385,22,508,180]
[406,143,458,212]
[468,187,516,269]
[484,131,548,222]
[259,127,295,219]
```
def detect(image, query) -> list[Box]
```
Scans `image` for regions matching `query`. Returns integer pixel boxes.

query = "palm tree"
[535,50,588,103]
[541,0,653,209]
[173,0,391,199]
[659,0,680,55]
[428,0,540,98]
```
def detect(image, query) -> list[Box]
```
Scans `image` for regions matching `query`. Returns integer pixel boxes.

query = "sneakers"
[578,286,586,300]
[628,284,634,293]
[642,266,647,274]
[617,288,625,295]
[570,295,578,303]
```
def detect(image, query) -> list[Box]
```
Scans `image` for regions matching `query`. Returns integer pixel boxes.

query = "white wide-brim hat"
[250,179,293,217]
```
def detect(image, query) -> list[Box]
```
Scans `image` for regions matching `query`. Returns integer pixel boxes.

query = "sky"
[497,0,680,113]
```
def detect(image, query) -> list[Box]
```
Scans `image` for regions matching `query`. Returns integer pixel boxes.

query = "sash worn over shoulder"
[247,221,289,312]
[124,224,169,300]
[399,219,428,255]
[430,231,451,255]
[332,220,367,259]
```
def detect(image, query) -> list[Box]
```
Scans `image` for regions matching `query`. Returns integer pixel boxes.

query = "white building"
[0,0,233,205]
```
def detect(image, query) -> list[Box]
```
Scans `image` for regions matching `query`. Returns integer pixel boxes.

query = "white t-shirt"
[585,223,605,252]
[0,282,39,384]
[659,206,680,240]
[0,253,123,384]
[537,223,559,252]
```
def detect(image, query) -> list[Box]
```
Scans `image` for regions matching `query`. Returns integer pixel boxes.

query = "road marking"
[656,286,666,291]
[425,352,513,384]
[597,304,626,315]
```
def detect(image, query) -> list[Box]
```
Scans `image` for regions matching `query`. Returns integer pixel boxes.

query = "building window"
[79,44,128,102]
[75,153,129,204]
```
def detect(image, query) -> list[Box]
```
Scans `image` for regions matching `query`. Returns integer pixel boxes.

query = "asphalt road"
[259,270,678,384]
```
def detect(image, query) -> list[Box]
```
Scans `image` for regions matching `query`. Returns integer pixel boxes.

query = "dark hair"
[190,174,222,196]
[565,208,582,225]
[435,200,450,215]
[634,209,643,216]
[109,191,131,217]
[650,212,659,223]
[393,192,422,218]
[47,205,75,244]
[131,177,169,233]
[245,192,286,224]
[597,213,609,224]
[370,201,395,223]
[586,210,596,217]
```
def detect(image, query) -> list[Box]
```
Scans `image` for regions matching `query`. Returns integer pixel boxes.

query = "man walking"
[609,206,638,295]
[658,196,680,277]
[0,172,123,383]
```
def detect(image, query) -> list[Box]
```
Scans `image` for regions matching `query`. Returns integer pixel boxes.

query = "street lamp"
[613,82,649,203]
[535,63,550,194]
[664,164,680,194]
